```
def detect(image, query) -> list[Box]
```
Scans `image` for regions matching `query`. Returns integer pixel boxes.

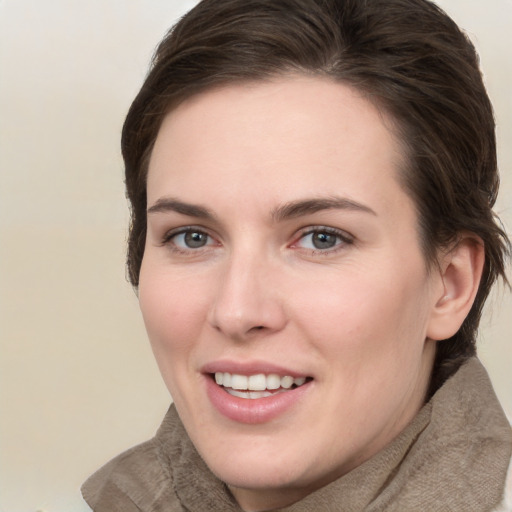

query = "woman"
[82,0,512,510]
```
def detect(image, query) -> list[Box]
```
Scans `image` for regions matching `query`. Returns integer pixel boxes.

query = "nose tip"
[208,297,285,340]
[207,260,287,341]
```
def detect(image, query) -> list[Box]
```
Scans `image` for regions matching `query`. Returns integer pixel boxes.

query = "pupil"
[185,231,207,248]
[313,232,336,249]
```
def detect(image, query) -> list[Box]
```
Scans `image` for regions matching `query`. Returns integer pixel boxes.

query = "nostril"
[246,325,265,334]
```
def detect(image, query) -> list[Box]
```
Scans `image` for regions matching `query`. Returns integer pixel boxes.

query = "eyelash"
[291,226,354,254]
[160,226,354,255]
[161,226,217,254]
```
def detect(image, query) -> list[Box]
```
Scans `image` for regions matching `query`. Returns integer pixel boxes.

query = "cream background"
[0,1,510,511]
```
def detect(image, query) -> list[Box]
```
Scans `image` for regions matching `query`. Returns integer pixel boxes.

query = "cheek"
[138,264,217,406]
[294,265,432,365]
[138,265,211,355]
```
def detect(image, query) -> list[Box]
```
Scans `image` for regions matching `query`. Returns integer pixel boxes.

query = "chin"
[196,431,340,495]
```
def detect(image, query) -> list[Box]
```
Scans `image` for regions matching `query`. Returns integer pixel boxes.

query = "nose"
[207,251,287,341]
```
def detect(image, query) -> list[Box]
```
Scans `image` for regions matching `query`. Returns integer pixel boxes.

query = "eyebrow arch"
[147,197,216,220]
[271,196,377,222]
[147,196,376,222]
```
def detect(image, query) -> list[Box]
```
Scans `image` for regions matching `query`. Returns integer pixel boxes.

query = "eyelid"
[159,224,353,255]
[297,225,353,240]
[161,225,219,249]
[290,225,354,252]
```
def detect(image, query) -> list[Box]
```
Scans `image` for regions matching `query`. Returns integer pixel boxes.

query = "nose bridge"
[208,244,285,339]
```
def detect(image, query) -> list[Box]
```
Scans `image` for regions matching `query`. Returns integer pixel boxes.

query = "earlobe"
[426,236,485,341]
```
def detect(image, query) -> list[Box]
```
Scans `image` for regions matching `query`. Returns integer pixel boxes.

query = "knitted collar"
[155,358,511,511]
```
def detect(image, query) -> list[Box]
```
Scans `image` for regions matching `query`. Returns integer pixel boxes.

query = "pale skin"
[139,76,484,511]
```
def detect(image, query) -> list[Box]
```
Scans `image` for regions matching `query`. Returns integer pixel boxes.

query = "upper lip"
[201,360,310,378]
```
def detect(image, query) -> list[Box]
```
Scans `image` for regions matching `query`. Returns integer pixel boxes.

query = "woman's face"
[140,76,443,510]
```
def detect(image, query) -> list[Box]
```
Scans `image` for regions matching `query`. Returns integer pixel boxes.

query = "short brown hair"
[122,0,510,391]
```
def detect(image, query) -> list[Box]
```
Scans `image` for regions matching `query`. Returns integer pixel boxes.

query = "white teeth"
[267,374,281,390]
[227,389,275,399]
[281,376,294,389]
[248,374,266,391]
[231,374,248,390]
[213,372,309,392]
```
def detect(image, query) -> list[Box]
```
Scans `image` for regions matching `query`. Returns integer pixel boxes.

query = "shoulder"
[382,359,512,511]
[81,438,183,512]
[494,456,512,512]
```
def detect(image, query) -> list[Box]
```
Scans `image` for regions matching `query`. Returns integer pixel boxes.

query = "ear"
[426,235,485,341]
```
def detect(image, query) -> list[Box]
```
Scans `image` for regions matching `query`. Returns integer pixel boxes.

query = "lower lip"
[205,376,312,424]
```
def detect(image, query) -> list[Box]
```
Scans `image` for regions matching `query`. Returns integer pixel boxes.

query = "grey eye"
[170,230,212,249]
[297,230,343,250]
[311,232,338,249]
[183,231,209,248]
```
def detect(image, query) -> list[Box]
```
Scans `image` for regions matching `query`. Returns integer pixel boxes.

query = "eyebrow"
[147,195,376,222]
[147,197,216,220]
[271,196,377,222]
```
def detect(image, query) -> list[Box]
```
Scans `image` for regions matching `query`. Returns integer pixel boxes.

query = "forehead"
[147,76,409,216]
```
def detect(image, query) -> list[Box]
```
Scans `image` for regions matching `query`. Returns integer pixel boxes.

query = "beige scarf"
[83,358,512,511]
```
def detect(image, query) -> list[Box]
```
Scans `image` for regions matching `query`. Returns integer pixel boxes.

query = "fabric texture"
[494,458,512,511]
[82,358,512,511]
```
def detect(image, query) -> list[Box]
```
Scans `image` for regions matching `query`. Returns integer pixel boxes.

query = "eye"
[293,227,352,252]
[163,228,216,251]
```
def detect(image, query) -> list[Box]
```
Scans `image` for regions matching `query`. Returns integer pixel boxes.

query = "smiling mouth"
[212,372,312,400]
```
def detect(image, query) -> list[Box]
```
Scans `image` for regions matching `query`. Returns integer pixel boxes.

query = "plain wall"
[0,1,510,511]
